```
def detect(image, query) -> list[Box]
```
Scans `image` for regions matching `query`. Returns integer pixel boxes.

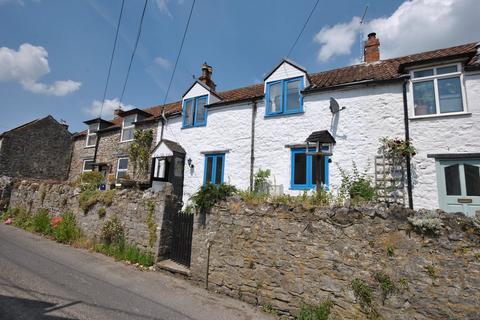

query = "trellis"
[374,155,406,205]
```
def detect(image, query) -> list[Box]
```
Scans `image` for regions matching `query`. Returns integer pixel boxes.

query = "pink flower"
[4,218,12,225]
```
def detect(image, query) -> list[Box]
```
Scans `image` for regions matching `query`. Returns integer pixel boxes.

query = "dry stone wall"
[8,180,173,258]
[191,198,480,319]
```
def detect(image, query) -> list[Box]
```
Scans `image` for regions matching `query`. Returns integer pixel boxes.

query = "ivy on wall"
[128,129,153,180]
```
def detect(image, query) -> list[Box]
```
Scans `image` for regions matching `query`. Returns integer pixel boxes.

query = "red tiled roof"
[74,42,477,139]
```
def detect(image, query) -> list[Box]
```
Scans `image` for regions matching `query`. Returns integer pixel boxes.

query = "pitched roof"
[1,115,69,138]
[74,42,478,139]
[306,130,336,143]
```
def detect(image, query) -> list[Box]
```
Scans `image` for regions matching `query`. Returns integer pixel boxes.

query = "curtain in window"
[195,97,207,124]
[184,99,194,126]
[269,82,282,113]
[286,80,301,112]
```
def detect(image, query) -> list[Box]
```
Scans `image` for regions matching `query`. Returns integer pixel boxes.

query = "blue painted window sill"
[182,124,206,129]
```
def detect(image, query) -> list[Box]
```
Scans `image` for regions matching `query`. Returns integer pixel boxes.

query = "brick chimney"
[198,62,216,91]
[364,32,380,63]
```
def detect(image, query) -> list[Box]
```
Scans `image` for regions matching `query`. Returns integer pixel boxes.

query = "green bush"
[97,207,106,219]
[76,171,104,190]
[191,183,237,213]
[79,189,115,213]
[53,212,81,244]
[351,278,373,310]
[32,209,52,235]
[297,300,333,320]
[7,207,33,229]
[339,162,377,202]
[253,169,271,194]
[94,241,154,267]
[100,216,125,245]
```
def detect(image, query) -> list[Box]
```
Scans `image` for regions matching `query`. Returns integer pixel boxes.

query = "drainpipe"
[159,109,166,141]
[93,131,100,163]
[402,77,414,209]
[249,100,257,191]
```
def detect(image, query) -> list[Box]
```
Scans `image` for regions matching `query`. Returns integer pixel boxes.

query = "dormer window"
[411,63,466,117]
[86,123,99,147]
[182,95,208,128]
[121,114,137,142]
[266,76,304,116]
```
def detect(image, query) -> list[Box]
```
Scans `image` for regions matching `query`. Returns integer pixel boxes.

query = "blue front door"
[436,159,480,216]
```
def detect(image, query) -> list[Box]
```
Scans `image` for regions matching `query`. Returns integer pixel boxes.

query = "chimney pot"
[364,32,380,63]
[198,62,216,91]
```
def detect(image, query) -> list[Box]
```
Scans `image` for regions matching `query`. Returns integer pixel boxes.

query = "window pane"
[413,69,433,78]
[444,164,461,195]
[118,158,128,170]
[286,80,301,112]
[123,115,136,127]
[195,97,207,124]
[413,81,436,115]
[268,82,282,113]
[174,158,183,177]
[184,100,194,126]
[464,164,480,196]
[294,153,307,185]
[117,171,127,179]
[88,123,99,132]
[205,157,213,184]
[156,159,166,178]
[438,77,463,113]
[311,155,325,186]
[437,65,458,75]
[122,127,134,141]
[87,134,97,146]
[214,156,223,184]
[83,160,94,171]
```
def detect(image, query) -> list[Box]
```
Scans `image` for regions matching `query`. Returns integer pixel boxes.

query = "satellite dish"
[330,97,345,114]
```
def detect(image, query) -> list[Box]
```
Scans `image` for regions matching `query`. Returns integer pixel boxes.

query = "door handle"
[457,198,472,204]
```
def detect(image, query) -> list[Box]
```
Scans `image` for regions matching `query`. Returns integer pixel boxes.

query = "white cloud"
[154,56,171,69]
[84,98,136,119]
[0,43,81,96]
[314,0,479,62]
[155,0,172,17]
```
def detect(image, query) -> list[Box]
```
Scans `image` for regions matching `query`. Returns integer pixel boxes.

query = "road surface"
[0,224,272,320]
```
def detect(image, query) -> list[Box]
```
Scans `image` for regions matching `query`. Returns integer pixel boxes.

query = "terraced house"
[70,34,480,215]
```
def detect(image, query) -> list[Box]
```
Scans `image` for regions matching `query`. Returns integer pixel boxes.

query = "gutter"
[302,77,405,95]
[402,76,414,210]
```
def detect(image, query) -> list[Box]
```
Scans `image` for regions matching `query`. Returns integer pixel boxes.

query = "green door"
[436,160,480,216]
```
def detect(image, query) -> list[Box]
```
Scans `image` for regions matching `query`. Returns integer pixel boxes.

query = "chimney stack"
[113,107,123,117]
[198,62,216,91]
[364,32,380,63]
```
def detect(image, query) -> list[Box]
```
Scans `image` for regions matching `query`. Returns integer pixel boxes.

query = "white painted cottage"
[136,34,480,216]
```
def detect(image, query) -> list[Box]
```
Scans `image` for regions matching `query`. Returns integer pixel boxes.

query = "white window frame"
[116,157,129,179]
[120,114,137,142]
[82,159,94,172]
[86,123,100,147]
[409,62,468,119]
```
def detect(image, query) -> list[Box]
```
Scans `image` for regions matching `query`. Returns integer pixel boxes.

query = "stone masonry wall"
[69,122,157,183]
[191,198,480,319]
[8,179,173,259]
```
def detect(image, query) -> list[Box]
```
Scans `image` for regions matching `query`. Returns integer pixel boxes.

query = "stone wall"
[69,122,157,183]
[8,179,173,258]
[0,116,72,180]
[191,198,480,319]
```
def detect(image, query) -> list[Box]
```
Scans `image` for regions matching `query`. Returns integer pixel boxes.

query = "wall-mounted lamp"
[187,158,194,169]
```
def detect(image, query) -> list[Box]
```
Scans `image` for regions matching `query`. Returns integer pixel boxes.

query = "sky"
[0,0,478,133]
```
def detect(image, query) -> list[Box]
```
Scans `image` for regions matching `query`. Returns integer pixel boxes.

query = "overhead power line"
[286,0,320,59]
[118,0,149,108]
[162,0,196,107]
[99,0,125,118]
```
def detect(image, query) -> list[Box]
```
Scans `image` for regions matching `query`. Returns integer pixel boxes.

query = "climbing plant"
[128,129,153,179]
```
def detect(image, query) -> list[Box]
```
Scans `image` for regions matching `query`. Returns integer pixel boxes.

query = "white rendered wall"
[161,103,253,204]
[255,83,406,197]
[408,72,480,210]
[264,62,309,91]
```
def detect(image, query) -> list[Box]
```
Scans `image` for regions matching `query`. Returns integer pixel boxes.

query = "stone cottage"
[0,115,72,180]
[72,34,480,215]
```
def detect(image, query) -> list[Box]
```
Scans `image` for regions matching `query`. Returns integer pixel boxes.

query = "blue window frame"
[290,148,329,190]
[182,95,208,128]
[266,76,304,117]
[203,153,225,185]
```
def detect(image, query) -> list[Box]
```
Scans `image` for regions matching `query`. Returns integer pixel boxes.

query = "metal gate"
[169,211,194,267]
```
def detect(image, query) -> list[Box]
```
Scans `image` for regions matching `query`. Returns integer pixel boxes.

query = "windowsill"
[264,110,304,118]
[182,124,206,129]
[119,139,134,143]
[410,111,471,121]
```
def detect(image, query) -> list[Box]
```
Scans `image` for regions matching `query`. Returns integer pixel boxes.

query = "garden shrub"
[79,189,115,213]
[296,300,333,320]
[6,207,32,229]
[53,212,81,244]
[408,210,443,235]
[253,169,271,194]
[32,208,52,235]
[191,183,237,214]
[76,171,104,191]
[100,216,125,245]
[338,162,377,202]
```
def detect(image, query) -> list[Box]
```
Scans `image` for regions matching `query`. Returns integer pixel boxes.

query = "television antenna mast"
[359,5,369,62]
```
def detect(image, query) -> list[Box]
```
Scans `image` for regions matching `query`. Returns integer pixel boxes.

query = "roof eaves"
[302,76,408,95]
[207,95,264,108]
[263,58,308,81]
